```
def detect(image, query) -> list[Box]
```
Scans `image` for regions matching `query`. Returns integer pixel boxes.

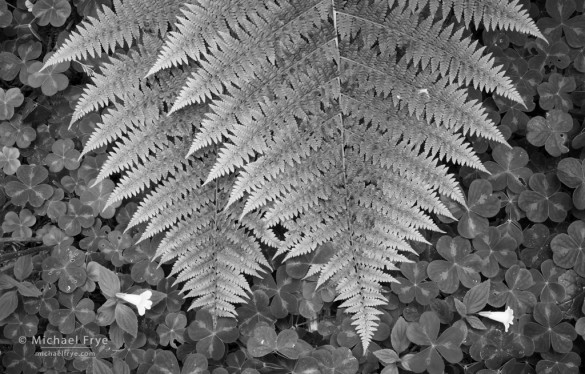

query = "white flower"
[115,290,153,316]
[478,306,515,332]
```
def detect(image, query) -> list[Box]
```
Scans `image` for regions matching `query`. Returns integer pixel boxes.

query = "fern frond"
[148,0,269,75]
[162,180,270,318]
[57,0,543,351]
[169,0,331,114]
[338,1,523,103]
[98,105,203,182]
[71,36,163,123]
[106,139,190,207]
[388,0,545,40]
[45,0,181,67]
[81,69,190,158]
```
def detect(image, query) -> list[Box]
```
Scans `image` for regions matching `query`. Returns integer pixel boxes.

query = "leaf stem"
[0,237,43,243]
[0,245,52,265]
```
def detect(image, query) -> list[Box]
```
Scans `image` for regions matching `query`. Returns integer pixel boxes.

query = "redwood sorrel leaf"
[427,236,482,293]
[187,309,239,360]
[458,179,500,239]
[406,313,466,374]
[247,325,277,357]
[557,157,585,209]
[527,109,573,156]
[524,302,577,353]
[391,262,438,305]
[488,265,536,315]
[551,220,585,277]
[518,173,571,223]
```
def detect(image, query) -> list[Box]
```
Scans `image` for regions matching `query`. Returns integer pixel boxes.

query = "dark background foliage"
[0,0,584,373]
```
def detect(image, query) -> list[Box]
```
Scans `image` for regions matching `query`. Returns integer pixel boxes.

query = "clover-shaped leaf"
[5,164,53,207]
[311,346,359,374]
[2,310,38,341]
[488,265,537,315]
[276,329,306,359]
[48,290,95,334]
[503,53,543,95]
[299,281,324,319]
[15,41,42,84]
[79,218,111,251]
[406,312,466,374]
[98,230,133,266]
[112,337,145,372]
[22,281,59,318]
[32,0,71,26]
[0,88,24,121]
[537,74,576,111]
[529,259,566,303]
[551,220,585,277]
[77,153,107,184]
[253,265,300,318]
[391,261,439,306]
[472,227,518,277]
[180,353,208,374]
[0,52,20,81]
[0,115,36,148]
[124,236,164,285]
[527,110,573,156]
[81,178,120,218]
[528,39,571,71]
[1,342,42,374]
[42,246,87,293]
[524,302,577,353]
[520,223,552,268]
[56,198,95,236]
[484,145,532,193]
[0,0,12,27]
[2,209,35,238]
[518,173,571,223]
[236,290,275,335]
[156,312,187,349]
[28,54,70,96]
[335,316,362,349]
[536,352,581,374]
[157,277,185,313]
[247,324,277,357]
[537,0,585,48]
[187,309,239,360]
[458,179,500,239]
[573,46,585,76]
[479,329,532,370]
[557,157,585,209]
[36,187,66,221]
[44,139,81,172]
[427,235,481,293]
[0,146,20,175]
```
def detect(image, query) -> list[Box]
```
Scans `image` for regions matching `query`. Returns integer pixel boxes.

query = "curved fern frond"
[390,0,545,40]
[71,35,163,123]
[147,0,268,75]
[338,1,523,103]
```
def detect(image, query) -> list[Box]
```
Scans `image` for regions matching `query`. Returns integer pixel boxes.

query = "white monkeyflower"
[115,290,153,316]
[478,306,515,332]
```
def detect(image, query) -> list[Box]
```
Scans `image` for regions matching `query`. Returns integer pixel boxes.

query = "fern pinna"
[45,0,543,350]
